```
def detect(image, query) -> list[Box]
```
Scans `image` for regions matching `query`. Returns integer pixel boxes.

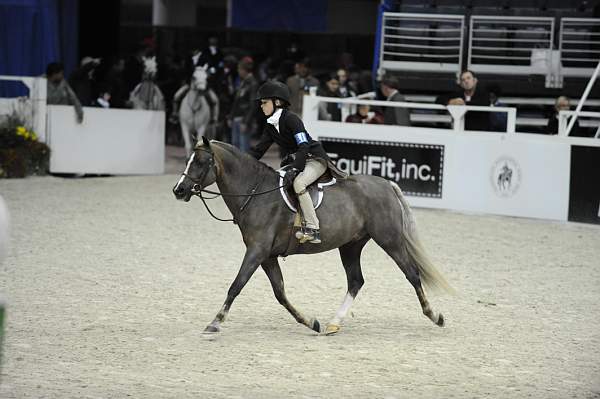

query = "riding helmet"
[256,80,291,105]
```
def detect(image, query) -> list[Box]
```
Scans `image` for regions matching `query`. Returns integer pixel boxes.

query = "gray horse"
[176,65,219,156]
[129,56,165,111]
[173,138,453,335]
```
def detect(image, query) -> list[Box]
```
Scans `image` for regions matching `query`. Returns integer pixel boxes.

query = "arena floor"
[0,148,599,398]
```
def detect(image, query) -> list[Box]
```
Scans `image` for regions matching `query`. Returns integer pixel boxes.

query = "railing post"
[565,59,600,136]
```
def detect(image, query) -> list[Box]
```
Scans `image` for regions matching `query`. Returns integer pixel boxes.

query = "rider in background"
[249,80,346,244]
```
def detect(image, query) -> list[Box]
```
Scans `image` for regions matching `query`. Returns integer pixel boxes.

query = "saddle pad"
[278,170,336,213]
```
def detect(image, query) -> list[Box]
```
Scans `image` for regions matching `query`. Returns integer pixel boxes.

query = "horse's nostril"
[173,186,184,196]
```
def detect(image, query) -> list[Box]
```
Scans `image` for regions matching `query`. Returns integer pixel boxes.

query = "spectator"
[317,73,342,122]
[345,104,383,124]
[229,56,258,152]
[337,68,356,98]
[438,70,490,131]
[546,96,582,136]
[45,62,84,123]
[68,56,100,106]
[102,57,127,108]
[286,58,319,116]
[380,75,410,126]
[94,84,111,108]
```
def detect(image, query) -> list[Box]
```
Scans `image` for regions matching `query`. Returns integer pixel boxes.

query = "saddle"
[278,165,337,213]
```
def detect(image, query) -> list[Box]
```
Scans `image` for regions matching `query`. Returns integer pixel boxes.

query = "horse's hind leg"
[326,237,369,335]
[375,240,444,327]
[262,258,321,333]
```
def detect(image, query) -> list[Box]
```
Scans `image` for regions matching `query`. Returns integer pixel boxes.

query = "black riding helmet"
[256,80,291,105]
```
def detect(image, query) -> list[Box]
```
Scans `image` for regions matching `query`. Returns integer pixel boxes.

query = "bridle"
[180,148,287,224]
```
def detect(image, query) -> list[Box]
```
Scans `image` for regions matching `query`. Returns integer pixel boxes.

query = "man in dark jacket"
[438,70,490,131]
[229,57,258,152]
[380,75,410,126]
[249,81,346,244]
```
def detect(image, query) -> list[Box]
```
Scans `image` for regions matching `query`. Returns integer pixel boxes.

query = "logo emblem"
[491,157,521,197]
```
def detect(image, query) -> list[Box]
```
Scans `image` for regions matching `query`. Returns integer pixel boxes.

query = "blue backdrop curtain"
[371,0,395,89]
[229,0,327,32]
[0,0,78,97]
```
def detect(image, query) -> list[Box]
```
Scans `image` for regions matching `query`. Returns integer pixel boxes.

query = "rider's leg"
[293,159,327,241]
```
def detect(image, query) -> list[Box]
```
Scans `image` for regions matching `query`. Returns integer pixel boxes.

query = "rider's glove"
[283,168,299,188]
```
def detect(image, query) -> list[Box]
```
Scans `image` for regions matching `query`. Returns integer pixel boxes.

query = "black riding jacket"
[248,109,329,171]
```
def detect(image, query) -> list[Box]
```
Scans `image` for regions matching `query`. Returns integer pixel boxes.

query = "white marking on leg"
[176,152,195,188]
[330,293,355,325]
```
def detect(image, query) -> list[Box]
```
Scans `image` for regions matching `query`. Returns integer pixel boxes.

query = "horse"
[129,56,165,111]
[177,66,219,156]
[497,164,513,191]
[172,138,454,335]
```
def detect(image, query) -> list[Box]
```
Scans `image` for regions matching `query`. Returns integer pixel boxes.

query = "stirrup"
[295,227,321,244]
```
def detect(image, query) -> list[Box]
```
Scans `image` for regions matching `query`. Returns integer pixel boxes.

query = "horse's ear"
[202,136,211,148]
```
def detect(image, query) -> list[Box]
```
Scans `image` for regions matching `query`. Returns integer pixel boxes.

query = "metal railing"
[468,15,555,75]
[559,18,600,78]
[303,95,517,134]
[558,110,600,138]
[379,12,465,76]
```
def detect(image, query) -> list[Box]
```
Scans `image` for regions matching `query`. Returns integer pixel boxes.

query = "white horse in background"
[174,65,219,155]
[130,56,165,111]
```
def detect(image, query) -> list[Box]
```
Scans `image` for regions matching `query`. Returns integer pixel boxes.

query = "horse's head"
[173,137,218,202]
[142,56,158,80]
[191,65,208,91]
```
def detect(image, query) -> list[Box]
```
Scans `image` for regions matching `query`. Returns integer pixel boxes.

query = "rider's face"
[260,99,274,116]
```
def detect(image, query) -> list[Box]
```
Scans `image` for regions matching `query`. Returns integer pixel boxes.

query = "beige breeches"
[293,159,327,229]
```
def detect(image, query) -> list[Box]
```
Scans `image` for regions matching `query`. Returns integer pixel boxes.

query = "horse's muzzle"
[173,185,192,202]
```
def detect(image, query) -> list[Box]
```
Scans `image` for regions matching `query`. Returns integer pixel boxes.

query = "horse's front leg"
[262,258,321,333]
[204,248,266,333]
[180,123,193,156]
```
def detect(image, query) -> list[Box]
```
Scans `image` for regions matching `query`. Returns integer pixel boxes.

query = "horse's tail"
[390,181,456,295]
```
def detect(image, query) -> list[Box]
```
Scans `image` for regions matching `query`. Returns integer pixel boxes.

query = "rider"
[249,80,346,244]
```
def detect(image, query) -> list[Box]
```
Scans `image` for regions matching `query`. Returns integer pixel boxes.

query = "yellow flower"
[31,133,38,141]
[23,131,30,140]
[16,126,26,134]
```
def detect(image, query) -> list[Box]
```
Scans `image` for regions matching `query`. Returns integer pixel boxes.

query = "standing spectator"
[546,96,581,136]
[317,73,343,122]
[337,68,356,98]
[380,75,410,126]
[229,57,258,152]
[45,62,84,123]
[68,56,100,106]
[102,57,126,108]
[438,70,490,131]
[286,58,319,116]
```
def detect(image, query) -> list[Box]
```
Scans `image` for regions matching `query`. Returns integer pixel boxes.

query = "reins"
[181,147,287,224]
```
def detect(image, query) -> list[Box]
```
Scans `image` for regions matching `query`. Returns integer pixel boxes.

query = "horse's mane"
[210,141,277,176]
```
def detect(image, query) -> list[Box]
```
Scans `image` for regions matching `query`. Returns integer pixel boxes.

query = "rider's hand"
[283,168,299,188]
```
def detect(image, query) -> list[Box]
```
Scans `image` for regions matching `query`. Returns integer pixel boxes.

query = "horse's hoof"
[325,324,341,335]
[436,313,445,327]
[203,324,220,333]
[310,318,321,333]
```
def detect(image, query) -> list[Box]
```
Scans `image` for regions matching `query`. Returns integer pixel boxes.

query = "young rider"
[249,80,345,244]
